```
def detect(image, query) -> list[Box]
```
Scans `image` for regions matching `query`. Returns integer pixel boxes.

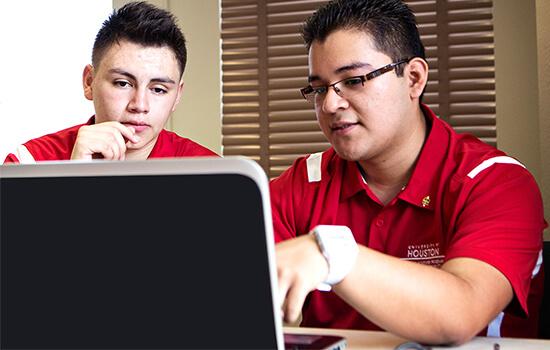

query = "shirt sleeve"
[270,167,297,243]
[444,163,545,316]
[270,158,312,243]
[3,153,20,164]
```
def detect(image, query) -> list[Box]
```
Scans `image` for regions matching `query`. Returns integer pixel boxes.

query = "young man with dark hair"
[271,0,545,345]
[4,1,216,163]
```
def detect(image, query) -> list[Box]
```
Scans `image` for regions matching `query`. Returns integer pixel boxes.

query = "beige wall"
[536,0,550,240]
[168,0,221,155]
[114,0,222,155]
[494,0,550,239]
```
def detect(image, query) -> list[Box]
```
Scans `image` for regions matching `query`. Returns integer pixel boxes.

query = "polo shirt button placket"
[368,212,387,250]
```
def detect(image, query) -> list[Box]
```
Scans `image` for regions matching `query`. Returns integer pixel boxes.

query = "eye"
[151,87,168,95]
[114,80,132,88]
[312,86,328,95]
[343,77,364,87]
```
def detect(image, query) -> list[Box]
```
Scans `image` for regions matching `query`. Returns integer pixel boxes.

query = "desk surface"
[284,326,550,350]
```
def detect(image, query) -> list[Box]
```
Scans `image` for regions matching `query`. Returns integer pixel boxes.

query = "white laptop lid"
[0,157,283,350]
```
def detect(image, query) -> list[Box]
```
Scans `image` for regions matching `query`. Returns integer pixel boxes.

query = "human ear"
[171,80,185,112]
[82,64,95,101]
[406,57,429,101]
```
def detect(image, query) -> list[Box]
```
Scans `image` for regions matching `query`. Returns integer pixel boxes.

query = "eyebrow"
[308,62,373,83]
[108,68,176,85]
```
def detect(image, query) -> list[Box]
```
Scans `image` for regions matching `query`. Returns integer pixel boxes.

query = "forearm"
[333,246,513,345]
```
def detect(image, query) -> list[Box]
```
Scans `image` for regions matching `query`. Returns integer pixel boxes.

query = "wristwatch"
[310,225,358,291]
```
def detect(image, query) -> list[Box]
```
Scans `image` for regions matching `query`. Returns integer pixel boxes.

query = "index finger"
[108,122,141,144]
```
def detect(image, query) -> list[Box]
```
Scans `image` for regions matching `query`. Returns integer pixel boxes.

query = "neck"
[359,106,428,204]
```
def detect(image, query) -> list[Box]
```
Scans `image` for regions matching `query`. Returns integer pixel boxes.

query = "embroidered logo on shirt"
[421,195,431,207]
[402,243,444,267]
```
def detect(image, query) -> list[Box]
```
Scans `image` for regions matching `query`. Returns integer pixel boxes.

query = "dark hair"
[92,1,187,77]
[302,0,425,76]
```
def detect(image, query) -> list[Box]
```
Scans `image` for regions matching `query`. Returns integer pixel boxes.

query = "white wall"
[0,0,112,161]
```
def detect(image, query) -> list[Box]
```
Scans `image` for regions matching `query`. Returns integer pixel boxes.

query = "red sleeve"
[3,154,20,164]
[445,164,545,315]
[270,150,344,244]
[269,158,310,243]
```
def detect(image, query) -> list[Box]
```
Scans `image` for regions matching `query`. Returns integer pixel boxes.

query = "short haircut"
[92,1,187,78]
[302,0,425,76]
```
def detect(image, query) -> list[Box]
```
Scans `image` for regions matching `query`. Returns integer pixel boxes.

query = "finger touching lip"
[120,124,142,143]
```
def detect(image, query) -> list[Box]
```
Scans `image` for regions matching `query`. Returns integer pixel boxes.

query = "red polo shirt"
[270,105,545,338]
[3,116,217,163]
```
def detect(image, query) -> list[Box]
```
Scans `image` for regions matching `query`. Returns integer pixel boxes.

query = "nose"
[128,88,150,114]
[321,86,349,114]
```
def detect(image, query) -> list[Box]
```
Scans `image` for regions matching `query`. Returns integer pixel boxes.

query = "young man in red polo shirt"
[271,0,545,345]
[4,2,216,164]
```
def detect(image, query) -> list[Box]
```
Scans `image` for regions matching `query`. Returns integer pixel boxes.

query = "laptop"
[1,157,345,350]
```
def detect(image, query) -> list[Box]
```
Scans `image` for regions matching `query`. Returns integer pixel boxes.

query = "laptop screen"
[1,159,280,349]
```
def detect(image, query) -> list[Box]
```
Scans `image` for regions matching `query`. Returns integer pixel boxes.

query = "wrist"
[310,225,358,291]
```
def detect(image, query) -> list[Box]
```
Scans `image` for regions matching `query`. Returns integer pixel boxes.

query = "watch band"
[311,225,358,291]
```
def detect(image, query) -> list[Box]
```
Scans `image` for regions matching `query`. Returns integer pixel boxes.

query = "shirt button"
[375,218,384,227]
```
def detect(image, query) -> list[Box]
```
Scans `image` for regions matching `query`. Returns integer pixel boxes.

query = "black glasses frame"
[300,58,412,101]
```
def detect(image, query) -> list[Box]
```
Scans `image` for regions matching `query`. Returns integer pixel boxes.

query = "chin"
[332,147,363,162]
[330,139,362,159]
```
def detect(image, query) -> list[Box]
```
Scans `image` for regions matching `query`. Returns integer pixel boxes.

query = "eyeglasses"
[300,58,411,103]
